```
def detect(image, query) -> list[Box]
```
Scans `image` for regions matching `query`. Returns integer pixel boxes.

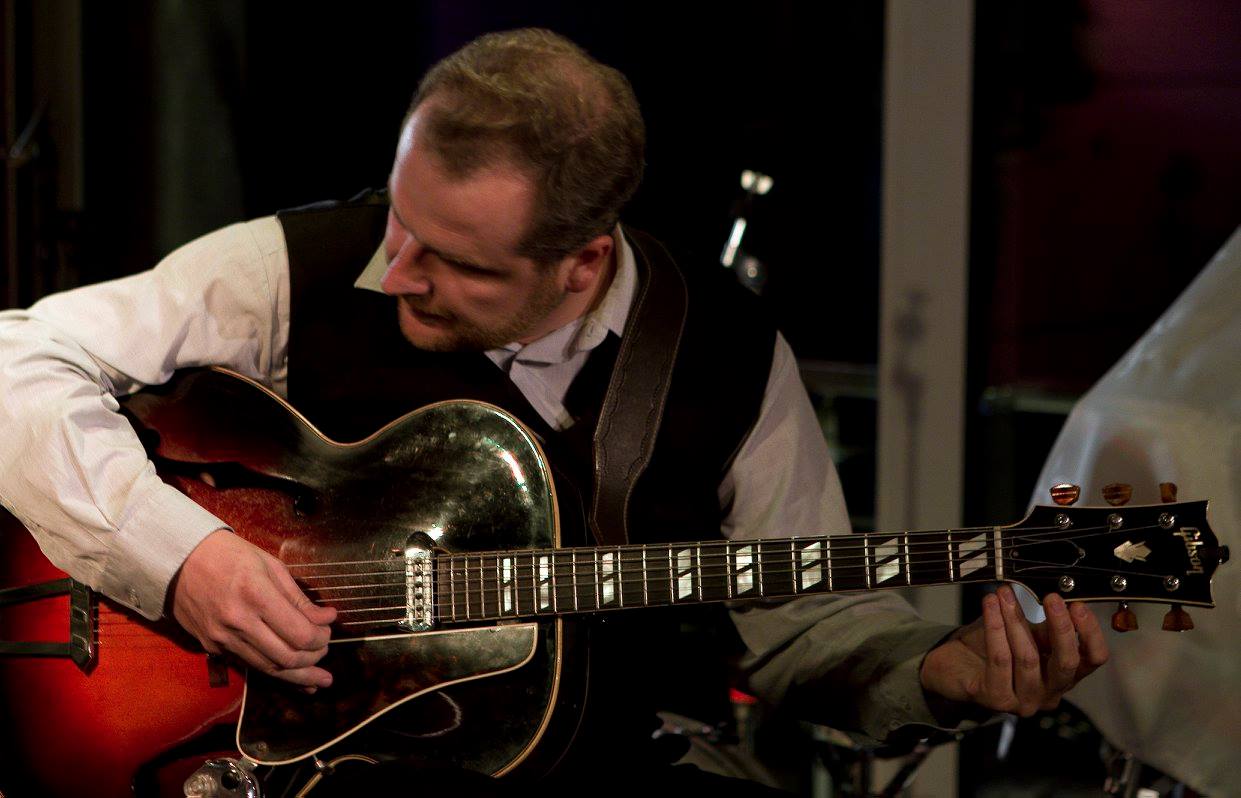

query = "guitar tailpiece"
[183,757,261,798]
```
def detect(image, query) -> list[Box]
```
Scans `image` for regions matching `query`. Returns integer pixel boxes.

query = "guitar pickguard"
[240,623,539,763]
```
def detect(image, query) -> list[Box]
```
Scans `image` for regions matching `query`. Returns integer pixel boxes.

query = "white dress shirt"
[0,215,951,740]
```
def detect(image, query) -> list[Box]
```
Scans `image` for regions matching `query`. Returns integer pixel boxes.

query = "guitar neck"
[433,528,1004,622]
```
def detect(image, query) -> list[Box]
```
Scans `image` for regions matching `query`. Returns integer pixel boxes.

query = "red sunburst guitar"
[0,368,1228,796]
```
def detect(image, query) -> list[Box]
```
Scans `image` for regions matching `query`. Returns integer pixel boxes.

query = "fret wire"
[616,547,625,607]
[641,547,648,606]
[757,541,765,596]
[903,532,911,586]
[826,537,833,591]
[594,550,601,610]
[451,555,461,625]
[695,544,702,601]
[667,544,674,605]
[725,542,733,600]
[483,554,491,617]
[511,555,518,616]
[550,554,559,613]
[571,550,579,612]
[791,539,800,594]
[530,552,538,616]
[495,556,504,616]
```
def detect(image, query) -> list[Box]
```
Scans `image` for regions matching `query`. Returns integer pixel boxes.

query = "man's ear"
[563,233,615,294]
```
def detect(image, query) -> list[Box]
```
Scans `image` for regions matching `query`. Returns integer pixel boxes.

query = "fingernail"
[1000,587,1016,606]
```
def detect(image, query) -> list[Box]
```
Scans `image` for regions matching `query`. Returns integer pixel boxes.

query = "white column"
[878,0,974,795]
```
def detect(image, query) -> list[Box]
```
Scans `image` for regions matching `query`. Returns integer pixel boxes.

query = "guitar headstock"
[1000,496,1227,615]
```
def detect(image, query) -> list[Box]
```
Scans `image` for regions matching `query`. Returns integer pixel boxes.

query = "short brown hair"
[408,29,645,263]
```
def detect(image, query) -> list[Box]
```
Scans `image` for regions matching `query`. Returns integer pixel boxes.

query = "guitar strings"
[313,559,1178,622]
[278,519,1086,572]
[91,520,1187,633]
[290,523,1161,598]
[91,531,1179,633]
[282,519,1163,579]
[286,522,1155,594]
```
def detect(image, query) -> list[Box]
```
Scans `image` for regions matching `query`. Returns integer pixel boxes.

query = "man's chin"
[398,316,496,353]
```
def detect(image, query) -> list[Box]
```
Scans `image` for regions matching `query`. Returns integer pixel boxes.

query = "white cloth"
[1033,227,1241,797]
[0,214,949,740]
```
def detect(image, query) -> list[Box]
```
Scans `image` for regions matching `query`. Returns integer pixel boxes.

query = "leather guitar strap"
[589,228,688,546]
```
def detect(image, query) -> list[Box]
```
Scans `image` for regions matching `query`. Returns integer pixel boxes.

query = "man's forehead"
[387,123,537,266]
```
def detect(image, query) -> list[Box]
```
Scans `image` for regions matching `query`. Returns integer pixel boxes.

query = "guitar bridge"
[400,534,435,632]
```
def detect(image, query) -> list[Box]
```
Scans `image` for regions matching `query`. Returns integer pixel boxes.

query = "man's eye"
[452,261,493,276]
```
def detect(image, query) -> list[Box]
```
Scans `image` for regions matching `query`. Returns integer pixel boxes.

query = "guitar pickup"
[400,534,435,632]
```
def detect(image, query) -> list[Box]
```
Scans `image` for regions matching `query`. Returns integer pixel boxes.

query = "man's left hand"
[920,585,1109,717]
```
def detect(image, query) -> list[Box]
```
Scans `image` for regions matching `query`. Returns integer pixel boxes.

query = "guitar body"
[1,368,590,795]
[0,514,245,797]
[0,367,1226,795]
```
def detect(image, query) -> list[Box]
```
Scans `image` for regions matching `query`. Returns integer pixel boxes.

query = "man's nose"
[380,237,432,296]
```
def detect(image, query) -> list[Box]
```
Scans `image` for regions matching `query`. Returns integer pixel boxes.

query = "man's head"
[380,29,646,352]
[407,28,645,263]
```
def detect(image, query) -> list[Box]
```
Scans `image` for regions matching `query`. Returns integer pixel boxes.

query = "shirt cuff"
[867,622,959,734]
[96,481,229,620]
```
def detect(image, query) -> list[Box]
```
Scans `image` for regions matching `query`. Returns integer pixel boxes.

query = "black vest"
[277,192,778,762]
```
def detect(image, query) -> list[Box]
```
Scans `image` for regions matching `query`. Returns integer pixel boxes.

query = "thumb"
[269,556,337,625]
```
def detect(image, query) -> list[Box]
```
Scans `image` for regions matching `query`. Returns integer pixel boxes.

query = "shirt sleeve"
[0,216,290,619]
[722,332,956,742]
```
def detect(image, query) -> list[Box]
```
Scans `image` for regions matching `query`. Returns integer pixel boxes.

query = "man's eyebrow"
[386,193,493,271]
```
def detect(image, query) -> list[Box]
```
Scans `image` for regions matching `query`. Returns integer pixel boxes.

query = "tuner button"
[1050,484,1081,506]
[1220,546,1231,564]
[1111,602,1138,633]
[1162,604,1194,632]
[1103,483,1134,506]
[1160,482,1178,503]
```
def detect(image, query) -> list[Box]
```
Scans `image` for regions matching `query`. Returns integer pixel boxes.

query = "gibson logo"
[1176,527,1205,575]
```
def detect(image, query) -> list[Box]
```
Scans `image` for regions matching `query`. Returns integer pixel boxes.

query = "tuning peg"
[1103,483,1133,506]
[1160,482,1178,503]
[1050,484,1081,506]
[1162,604,1194,632]
[1111,602,1138,633]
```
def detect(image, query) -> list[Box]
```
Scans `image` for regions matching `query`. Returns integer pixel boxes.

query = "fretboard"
[433,528,1003,623]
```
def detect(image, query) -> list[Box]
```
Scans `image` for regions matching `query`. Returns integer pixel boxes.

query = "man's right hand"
[170,529,337,688]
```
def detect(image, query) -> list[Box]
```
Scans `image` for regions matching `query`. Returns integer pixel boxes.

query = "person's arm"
[0,217,334,687]
[724,334,1108,742]
[723,333,955,741]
